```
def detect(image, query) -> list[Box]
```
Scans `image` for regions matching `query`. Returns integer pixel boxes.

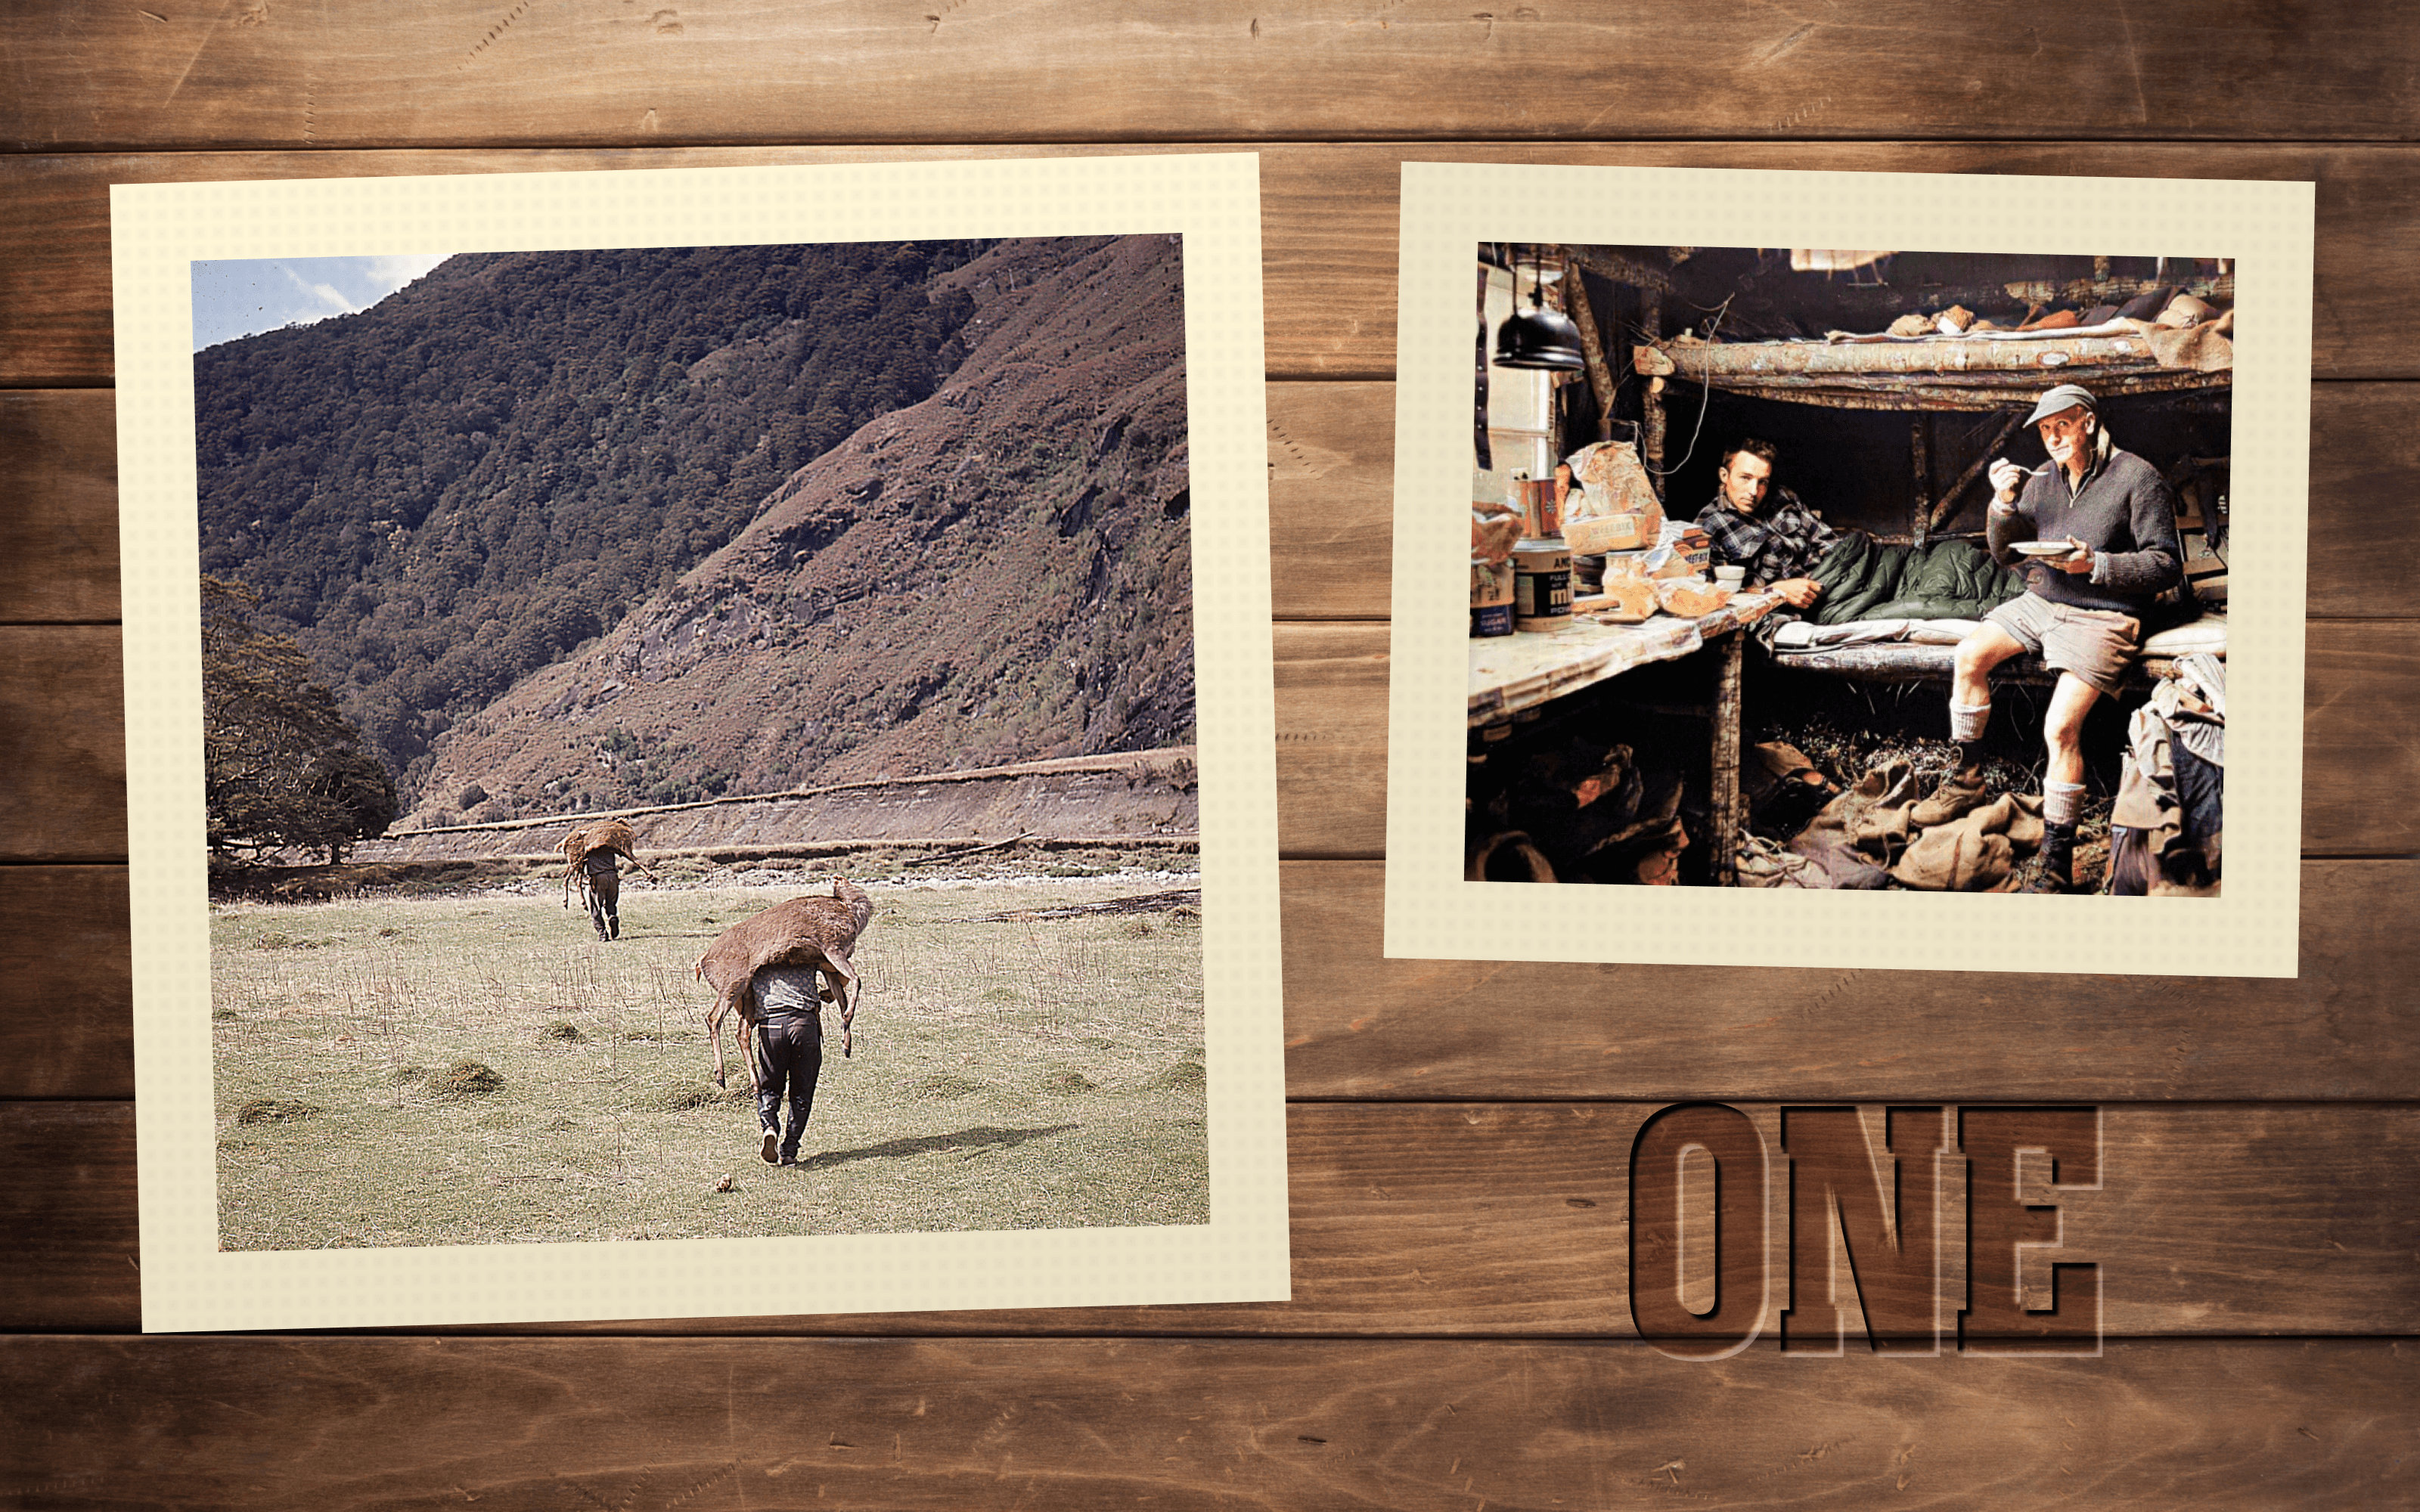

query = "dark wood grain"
[7,1098,2415,1339]
[7,2,2415,150]
[0,1336,2408,1509]
[9,145,2420,383]
[0,1102,136,1331]
[0,868,129,1100]
[0,392,116,623]
[0,625,126,860]
[1278,860,2420,1102]
[0,14,2409,1492]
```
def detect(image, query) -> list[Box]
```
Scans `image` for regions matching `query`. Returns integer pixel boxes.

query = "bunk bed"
[1632,324,2232,686]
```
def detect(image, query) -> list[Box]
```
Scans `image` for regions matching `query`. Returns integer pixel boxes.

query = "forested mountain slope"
[408,234,1193,829]
[196,239,993,796]
[196,234,1193,829]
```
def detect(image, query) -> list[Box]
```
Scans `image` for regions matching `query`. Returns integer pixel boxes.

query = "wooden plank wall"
[4,5,2417,1504]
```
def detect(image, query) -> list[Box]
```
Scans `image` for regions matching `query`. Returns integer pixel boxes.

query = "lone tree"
[202,576,398,863]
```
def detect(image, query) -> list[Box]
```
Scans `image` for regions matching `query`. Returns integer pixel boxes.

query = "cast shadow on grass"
[799,1123,1080,1170]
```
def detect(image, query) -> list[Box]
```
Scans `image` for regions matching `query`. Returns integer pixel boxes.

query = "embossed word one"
[1627,1103,2102,1359]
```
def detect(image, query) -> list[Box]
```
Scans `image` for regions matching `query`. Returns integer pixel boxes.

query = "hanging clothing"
[2108,653,2224,896]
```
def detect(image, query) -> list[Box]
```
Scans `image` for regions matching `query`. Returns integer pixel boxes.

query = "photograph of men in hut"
[1468,243,2229,894]
[194,237,1209,1248]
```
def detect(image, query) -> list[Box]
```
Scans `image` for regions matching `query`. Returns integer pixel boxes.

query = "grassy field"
[209,873,1206,1249]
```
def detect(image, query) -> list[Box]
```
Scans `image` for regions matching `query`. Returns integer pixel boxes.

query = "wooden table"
[1469,593,1779,883]
[6,8,2420,1505]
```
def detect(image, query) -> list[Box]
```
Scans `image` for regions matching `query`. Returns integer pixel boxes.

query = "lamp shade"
[1494,302,1586,370]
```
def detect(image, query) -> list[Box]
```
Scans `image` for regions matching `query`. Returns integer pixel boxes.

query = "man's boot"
[1910,745,1990,829]
[2024,820,2077,893]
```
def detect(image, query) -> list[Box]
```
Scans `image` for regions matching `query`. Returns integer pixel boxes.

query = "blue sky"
[191,253,455,352]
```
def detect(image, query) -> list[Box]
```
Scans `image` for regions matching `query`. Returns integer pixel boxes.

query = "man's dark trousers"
[583,857,619,939]
[755,1014,824,1163]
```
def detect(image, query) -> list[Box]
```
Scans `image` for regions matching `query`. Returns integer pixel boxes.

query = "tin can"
[1470,557,1516,637]
[1509,471,1560,540]
[1512,539,1572,631]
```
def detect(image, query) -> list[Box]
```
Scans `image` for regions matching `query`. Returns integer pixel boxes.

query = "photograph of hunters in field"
[194,235,1207,1250]
[1468,243,2230,895]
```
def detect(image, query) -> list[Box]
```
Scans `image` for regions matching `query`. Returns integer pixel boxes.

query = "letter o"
[1629,1102,1768,1359]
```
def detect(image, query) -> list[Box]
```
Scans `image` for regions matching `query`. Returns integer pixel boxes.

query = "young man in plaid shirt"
[1692,438,1835,612]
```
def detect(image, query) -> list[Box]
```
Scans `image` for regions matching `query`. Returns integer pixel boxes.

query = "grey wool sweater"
[1984,445,2183,615]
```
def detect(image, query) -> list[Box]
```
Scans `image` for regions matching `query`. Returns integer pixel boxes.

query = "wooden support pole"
[1640,292,1666,499]
[1928,411,2028,531]
[1711,629,1745,888]
[1565,269,1618,442]
[1911,414,1932,546]
[1562,243,1677,293]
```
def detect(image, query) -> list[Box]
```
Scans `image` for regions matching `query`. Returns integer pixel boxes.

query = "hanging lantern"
[1494,248,1584,372]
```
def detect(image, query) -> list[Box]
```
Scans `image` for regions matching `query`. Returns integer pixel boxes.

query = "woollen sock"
[1949,701,1990,745]
[2043,780,2086,828]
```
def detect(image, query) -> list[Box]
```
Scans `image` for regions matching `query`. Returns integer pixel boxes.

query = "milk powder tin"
[1512,539,1571,631]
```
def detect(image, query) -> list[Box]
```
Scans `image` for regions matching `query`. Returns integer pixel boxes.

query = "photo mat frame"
[115,153,1289,1331]
[1385,163,2313,977]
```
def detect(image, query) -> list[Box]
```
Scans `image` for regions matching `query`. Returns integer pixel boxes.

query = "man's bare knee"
[1956,627,2021,679]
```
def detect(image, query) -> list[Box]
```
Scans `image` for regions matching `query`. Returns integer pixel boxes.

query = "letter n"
[1779,1105,1945,1355]
[1630,1103,1767,1359]
[1959,1106,2102,1355]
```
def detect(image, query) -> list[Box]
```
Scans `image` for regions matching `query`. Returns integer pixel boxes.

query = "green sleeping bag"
[1807,532,2028,625]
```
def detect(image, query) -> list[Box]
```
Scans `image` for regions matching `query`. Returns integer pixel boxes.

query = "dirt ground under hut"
[1466,646,2129,892]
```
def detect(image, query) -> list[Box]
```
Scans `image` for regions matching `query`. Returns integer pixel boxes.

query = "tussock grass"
[235,1098,322,1125]
[211,876,1205,1248]
[428,1060,504,1099]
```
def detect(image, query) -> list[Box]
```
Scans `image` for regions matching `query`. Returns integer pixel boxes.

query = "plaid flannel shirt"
[1692,485,1838,588]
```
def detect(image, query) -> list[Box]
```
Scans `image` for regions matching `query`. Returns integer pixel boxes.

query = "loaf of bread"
[1654,576,1733,618]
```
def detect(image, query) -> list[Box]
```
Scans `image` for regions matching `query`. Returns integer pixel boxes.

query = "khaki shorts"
[1983,593,2142,696]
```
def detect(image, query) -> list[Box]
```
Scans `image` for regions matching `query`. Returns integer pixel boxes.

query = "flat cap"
[2024,383,2098,426]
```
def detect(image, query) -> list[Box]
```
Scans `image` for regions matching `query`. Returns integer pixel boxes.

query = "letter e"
[1959,1106,2102,1355]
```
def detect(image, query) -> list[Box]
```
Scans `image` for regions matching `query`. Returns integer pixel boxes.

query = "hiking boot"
[759,1128,780,1164]
[2020,862,2073,894]
[1909,768,1989,829]
[2024,822,2078,893]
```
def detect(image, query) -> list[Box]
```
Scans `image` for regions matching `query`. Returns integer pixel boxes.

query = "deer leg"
[706,990,731,1089]
[823,953,861,1058]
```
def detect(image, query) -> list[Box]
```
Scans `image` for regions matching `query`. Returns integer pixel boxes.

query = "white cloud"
[362,253,452,296]
[279,262,360,318]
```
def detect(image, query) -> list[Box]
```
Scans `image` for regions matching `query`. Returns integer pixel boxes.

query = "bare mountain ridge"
[411,234,1193,830]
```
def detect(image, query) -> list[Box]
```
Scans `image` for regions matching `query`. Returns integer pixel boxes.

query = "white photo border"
[116,154,1289,1331]
[1385,163,2311,977]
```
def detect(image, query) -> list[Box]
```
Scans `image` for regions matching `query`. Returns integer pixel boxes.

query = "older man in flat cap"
[1921,383,2183,892]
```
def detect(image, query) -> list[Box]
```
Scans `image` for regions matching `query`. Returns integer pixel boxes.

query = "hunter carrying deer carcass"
[557,818,657,940]
[695,878,876,1165]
